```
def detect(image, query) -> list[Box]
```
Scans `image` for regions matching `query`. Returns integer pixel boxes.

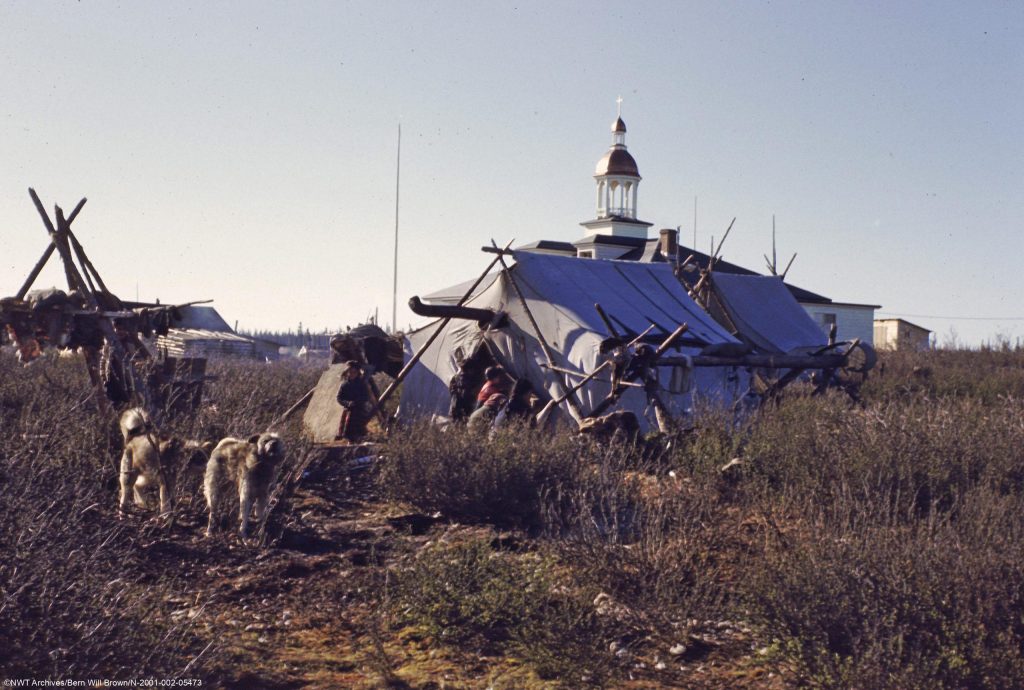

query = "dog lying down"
[203,433,285,539]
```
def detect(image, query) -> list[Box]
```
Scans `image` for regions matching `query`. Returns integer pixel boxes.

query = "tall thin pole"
[392,124,401,333]
[693,195,697,249]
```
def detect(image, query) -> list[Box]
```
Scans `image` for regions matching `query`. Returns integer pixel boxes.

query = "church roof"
[595,147,639,177]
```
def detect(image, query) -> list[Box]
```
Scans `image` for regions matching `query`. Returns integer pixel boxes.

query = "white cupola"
[580,98,652,240]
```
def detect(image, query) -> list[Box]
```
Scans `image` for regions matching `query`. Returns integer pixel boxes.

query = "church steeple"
[580,98,652,240]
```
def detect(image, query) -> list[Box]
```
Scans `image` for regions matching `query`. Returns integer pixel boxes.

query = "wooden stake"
[270,386,316,429]
[780,253,797,280]
[67,227,112,295]
[16,245,56,300]
[535,361,612,427]
[594,303,621,338]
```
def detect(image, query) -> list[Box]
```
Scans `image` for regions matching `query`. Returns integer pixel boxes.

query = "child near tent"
[475,366,511,409]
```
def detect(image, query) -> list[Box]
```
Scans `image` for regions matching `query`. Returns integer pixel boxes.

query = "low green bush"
[748,490,1024,689]
[390,538,613,684]
[380,423,619,529]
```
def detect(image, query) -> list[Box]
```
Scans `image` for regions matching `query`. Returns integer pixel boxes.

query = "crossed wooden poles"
[8,189,152,413]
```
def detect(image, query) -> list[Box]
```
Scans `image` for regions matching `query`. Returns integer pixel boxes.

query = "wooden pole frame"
[488,239,585,422]
[369,238,515,418]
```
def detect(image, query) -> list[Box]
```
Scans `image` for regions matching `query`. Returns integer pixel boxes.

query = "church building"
[518,105,879,345]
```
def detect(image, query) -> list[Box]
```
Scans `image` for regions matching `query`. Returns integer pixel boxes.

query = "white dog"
[118,408,211,523]
[203,433,285,538]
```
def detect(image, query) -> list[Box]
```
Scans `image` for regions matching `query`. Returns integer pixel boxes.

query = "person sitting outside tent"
[336,360,372,441]
[468,393,507,432]
[493,379,538,429]
[475,366,511,409]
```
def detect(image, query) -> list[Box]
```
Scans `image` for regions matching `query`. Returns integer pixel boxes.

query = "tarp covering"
[710,273,828,354]
[399,252,748,431]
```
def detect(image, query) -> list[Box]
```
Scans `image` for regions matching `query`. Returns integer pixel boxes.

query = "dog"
[203,433,285,539]
[118,408,212,523]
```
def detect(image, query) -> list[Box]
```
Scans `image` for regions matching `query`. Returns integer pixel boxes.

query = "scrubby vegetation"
[2,348,1024,687]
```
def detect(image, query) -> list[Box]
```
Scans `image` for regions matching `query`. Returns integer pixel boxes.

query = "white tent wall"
[399,253,750,432]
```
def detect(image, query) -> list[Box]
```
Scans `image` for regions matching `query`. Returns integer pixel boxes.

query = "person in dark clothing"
[337,361,372,441]
[448,360,480,422]
[494,379,537,429]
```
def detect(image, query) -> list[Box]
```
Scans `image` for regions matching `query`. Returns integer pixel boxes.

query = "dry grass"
[3,346,1024,688]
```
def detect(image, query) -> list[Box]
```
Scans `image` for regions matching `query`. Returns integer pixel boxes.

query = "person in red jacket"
[475,366,511,409]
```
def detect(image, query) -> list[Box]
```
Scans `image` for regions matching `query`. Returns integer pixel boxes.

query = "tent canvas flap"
[711,273,828,354]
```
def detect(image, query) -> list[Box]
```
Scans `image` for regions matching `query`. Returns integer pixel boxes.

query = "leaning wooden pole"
[270,386,316,430]
[489,240,586,422]
[67,227,112,295]
[370,238,516,417]
[16,245,56,300]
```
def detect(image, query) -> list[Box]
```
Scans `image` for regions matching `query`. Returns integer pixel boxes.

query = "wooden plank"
[661,353,847,369]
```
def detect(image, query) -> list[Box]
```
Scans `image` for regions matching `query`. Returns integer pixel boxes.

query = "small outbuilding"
[155,306,281,361]
[873,318,931,351]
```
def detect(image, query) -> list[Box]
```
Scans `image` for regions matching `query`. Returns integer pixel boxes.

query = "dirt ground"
[125,450,788,689]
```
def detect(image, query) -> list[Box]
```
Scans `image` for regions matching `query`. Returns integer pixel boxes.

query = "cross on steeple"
[616,95,623,117]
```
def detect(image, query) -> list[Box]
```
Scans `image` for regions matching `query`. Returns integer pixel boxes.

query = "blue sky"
[1,1,1021,345]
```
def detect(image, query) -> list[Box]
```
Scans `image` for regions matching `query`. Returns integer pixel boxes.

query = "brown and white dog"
[203,433,285,538]
[118,408,212,523]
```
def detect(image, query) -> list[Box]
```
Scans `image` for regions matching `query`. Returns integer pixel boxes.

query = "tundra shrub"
[748,490,1024,689]
[741,394,1024,520]
[380,423,610,529]
[391,538,613,684]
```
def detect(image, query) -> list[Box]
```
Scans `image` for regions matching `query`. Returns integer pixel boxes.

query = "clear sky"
[2,1,1021,345]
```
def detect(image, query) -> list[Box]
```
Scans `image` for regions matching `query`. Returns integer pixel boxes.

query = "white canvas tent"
[708,273,829,354]
[399,252,749,432]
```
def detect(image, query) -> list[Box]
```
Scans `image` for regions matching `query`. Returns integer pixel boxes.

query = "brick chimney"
[659,227,678,262]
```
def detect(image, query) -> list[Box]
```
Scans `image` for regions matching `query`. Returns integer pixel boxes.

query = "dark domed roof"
[595,147,639,176]
[611,117,627,133]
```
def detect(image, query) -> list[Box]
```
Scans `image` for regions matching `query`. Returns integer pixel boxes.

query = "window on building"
[819,313,837,335]
[577,250,594,259]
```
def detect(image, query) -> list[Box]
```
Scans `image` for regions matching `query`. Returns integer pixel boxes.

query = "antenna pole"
[392,123,401,333]
[693,195,697,249]
[772,214,777,274]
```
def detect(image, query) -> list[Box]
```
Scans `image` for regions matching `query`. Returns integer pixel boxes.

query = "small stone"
[669,643,687,656]
[655,662,667,670]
